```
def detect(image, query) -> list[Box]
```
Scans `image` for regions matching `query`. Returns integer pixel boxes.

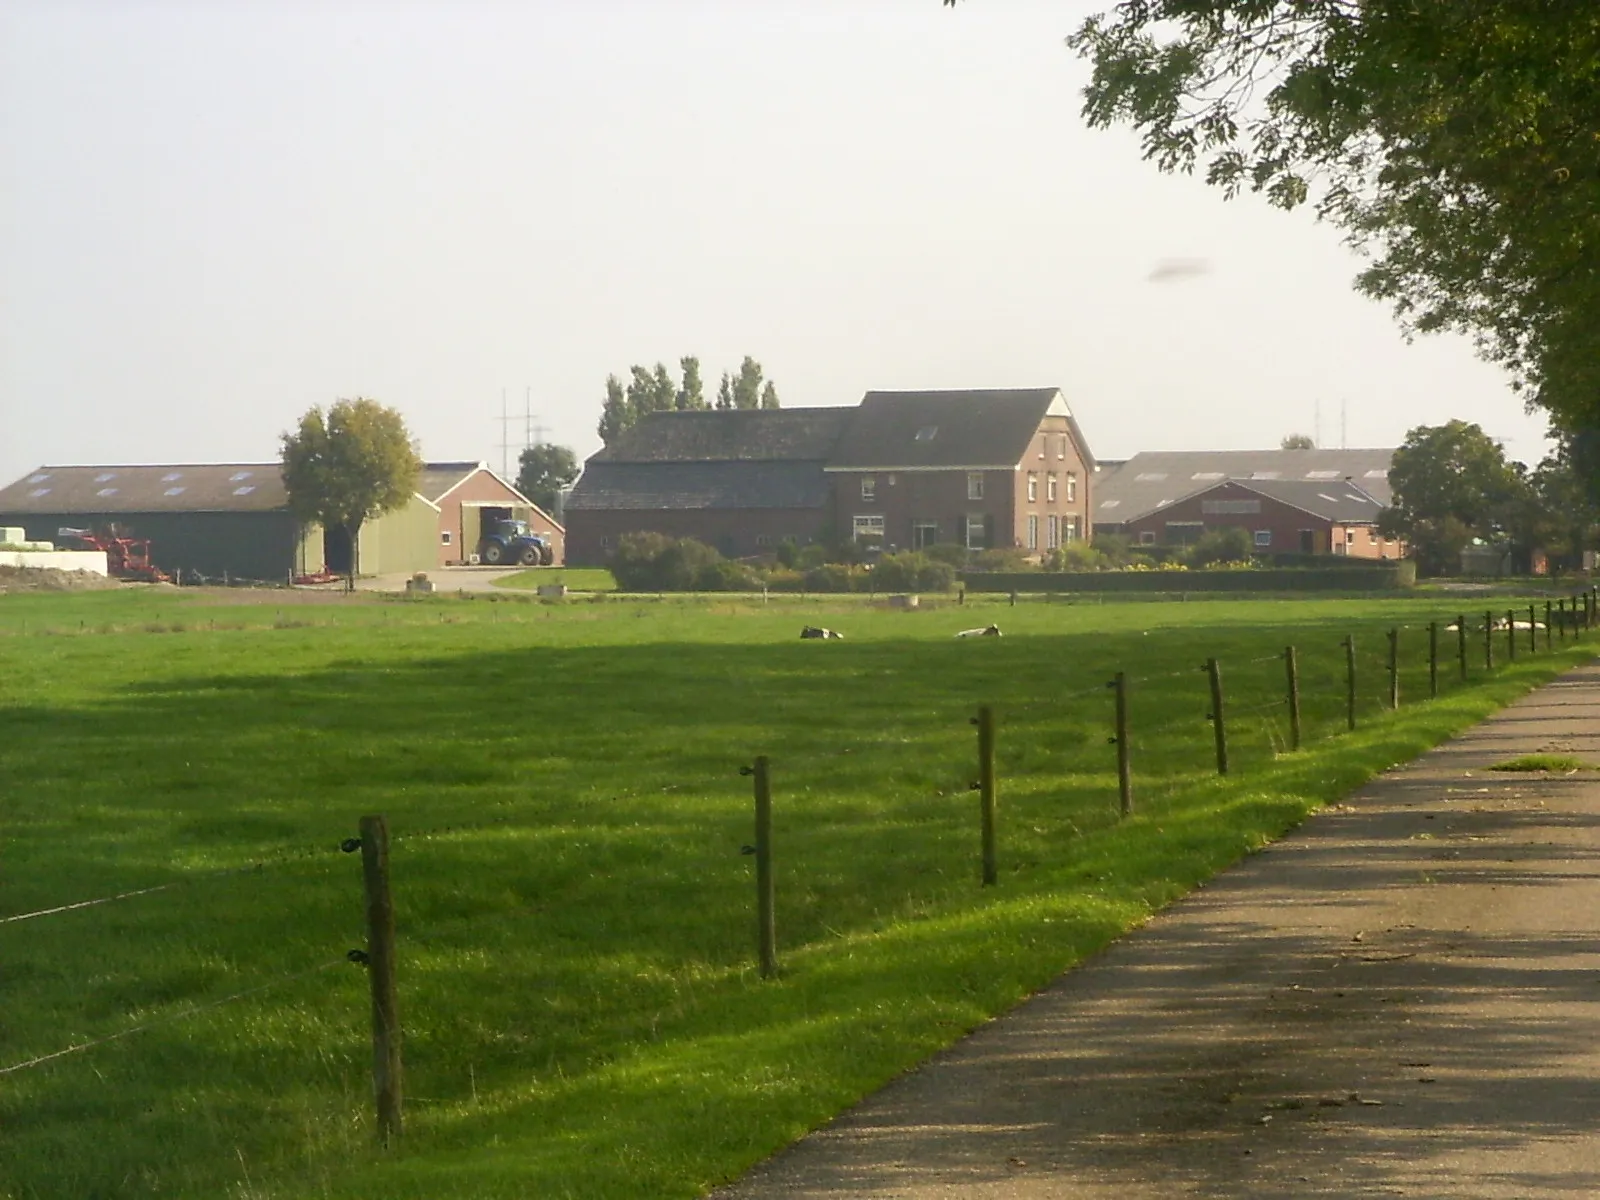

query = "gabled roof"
[565,461,829,512]
[1095,448,1395,524]
[1165,477,1388,524]
[417,461,492,504]
[824,388,1095,471]
[589,408,853,464]
[0,464,287,513]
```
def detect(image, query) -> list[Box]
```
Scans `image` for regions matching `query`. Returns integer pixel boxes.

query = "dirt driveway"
[714,663,1600,1199]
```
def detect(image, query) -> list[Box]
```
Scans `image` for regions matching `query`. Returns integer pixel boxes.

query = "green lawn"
[0,588,1591,1199]
[491,566,617,591]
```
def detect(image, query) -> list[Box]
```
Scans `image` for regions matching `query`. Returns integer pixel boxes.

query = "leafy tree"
[760,380,780,410]
[731,356,766,410]
[1186,525,1254,567]
[1378,420,1527,575]
[597,375,628,444]
[280,397,421,579]
[1524,441,1600,571]
[677,356,706,411]
[715,373,735,412]
[514,443,579,516]
[953,2,1600,440]
[1281,434,1316,450]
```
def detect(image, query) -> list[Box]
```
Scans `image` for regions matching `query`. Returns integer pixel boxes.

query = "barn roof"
[0,464,288,513]
[1139,477,1388,525]
[565,461,830,512]
[590,408,853,464]
[825,388,1095,471]
[1095,448,1395,525]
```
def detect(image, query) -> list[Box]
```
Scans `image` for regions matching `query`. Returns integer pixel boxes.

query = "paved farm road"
[714,663,1600,1199]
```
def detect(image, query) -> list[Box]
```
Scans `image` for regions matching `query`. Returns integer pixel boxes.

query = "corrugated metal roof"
[1095,448,1395,524]
[1205,478,1386,523]
[590,408,853,464]
[0,464,288,513]
[825,389,1095,470]
[566,461,830,511]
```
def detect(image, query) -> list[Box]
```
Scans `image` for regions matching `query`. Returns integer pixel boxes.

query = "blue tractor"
[476,518,553,567]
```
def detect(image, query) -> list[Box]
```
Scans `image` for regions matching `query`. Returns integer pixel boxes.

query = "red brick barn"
[1120,477,1400,557]
[419,462,565,566]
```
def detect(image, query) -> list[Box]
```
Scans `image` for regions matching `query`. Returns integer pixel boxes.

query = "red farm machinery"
[58,527,171,583]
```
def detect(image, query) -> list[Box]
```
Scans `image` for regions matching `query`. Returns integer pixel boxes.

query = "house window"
[1038,438,1046,459]
[967,472,984,501]
[965,515,987,549]
[860,477,876,502]
[1027,473,1038,503]
[1065,473,1077,502]
[912,520,938,549]
[96,487,117,496]
[600,536,613,550]
[1139,530,1156,546]
[1047,514,1060,549]
[229,471,253,482]
[915,426,938,442]
[1046,473,1057,503]
[164,487,185,496]
[853,514,885,543]
[756,534,772,547]
[1064,516,1080,543]
[1027,514,1039,550]
[441,530,453,545]
[1058,436,1068,460]
[1254,530,1272,547]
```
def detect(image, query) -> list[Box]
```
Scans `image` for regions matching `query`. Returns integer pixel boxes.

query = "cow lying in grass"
[800,626,844,639]
[955,625,1002,638]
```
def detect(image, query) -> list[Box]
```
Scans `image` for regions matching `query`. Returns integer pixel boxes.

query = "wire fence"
[4,587,1597,1155]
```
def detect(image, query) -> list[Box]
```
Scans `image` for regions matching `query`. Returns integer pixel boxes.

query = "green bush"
[795,544,829,570]
[762,567,806,592]
[611,534,725,591]
[1044,542,1106,571]
[695,559,763,591]
[921,542,969,568]
[803,563,867,592]
[1185,526,1255,568]
[969,547,1032,572]
[872,551,956,593]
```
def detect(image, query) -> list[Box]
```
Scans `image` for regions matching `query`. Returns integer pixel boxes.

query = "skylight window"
[94,472,116,483]
[1098,499,1121,509]
[1364,469,1387,479]
[915,426,938,441]
[229,471,253,482]
[1191,472,1224,480]
[1317,492,1339,503]
[27,473,50,484]
[27,487,49,497]
[164,487,186,496]
[1304,470,1340,480]
[233,485,256,496]
[96,487,118,497]
[1134,472,1167,482]
[162,472,183,482]
[1251,471,1281,480]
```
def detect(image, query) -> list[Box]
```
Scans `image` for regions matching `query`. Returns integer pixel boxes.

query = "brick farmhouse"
[563,388,1097,565]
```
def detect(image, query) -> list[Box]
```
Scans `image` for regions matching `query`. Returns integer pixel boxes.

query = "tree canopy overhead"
[946,2,1600,436]
[515,443,579,516]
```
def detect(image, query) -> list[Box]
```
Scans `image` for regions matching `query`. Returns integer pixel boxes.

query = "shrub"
[921,542,969,568]
[1185,527,1255,568]
[611,533,724,591]
[803,563,867,592]
[694,559,763,591]
[762,567,806,592]
[773,539,799,568]
[1091,533,1135,567]
[969,547,1031,572]
[795,544,829,570]
[872,551,956,593]
[1044,542,1106,571]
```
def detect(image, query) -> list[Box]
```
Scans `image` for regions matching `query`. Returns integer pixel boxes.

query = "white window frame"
[967,472,984,501]
[1047,514,1060,550]
[1026,514,1039,550]
[1138,530,1156,546]
[1027,473,1038,503]
[965,515,986,549]
[912,520,939,549]
[1254,529,1272,547]
[1065,472,1077,503]
[441,530,453,545]
[1064,516,1080,543]
[1046,473,1057,503]
[853,514,885,543]
[860,477,876,502]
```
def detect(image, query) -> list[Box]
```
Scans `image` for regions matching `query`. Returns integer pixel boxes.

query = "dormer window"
[915,426,938,442]
[860,477,876,502]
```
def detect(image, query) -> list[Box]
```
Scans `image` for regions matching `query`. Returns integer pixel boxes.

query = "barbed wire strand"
[0,956,349,1079]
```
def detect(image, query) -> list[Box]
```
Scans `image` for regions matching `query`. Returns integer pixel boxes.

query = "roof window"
[915,426,938,441]
[27,487,50,497]
[162,472,183,482]
[1251,471,1281,480]
[1364,469,1387,479]
[1134,472,1167,482]
[1098,499,1121,509]
[233,485,256,496]
[1317,492,1339,503]
[164,487,186,496]
[1304,470,1340,480]
[229,471,253,482]
[1191,472,1224,480]
[94,472,116,483]
[27,473,50,484]
[96,487,118,497]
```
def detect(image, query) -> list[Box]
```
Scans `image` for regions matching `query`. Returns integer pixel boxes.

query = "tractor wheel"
[518,545,541,566]
[481,541,506,565]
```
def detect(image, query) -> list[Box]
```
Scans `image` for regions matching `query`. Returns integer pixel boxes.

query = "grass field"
[0,587,1593,1199]
[492,566,617,591]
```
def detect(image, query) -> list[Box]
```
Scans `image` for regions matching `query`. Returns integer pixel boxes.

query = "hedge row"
[962,563,1417,593]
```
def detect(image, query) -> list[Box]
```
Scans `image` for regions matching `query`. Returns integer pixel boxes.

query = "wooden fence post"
[1484,610,1495,669]
[1529,605,1538,654]
[1458,614,1468,681]
[1558,598,1567,642]
[1111,672,1133,816]
[1285,645,1301,751]
[1428,622,1439,699]
[1387,628,1400,710]
[1546,600,1554,650]
[751,756,777,978]
[1506,609,1516,662]
[1205,657,1228,775]
[974,706,998,886]
[358,815,402,1146]
[1343,635,1357,731]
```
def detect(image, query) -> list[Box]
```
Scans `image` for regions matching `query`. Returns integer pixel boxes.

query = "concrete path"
[351,566,524,594]
[714,663,1600,1199]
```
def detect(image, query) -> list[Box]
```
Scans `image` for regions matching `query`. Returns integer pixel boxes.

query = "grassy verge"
[0,591,1591,1198]
[491,567,617,591]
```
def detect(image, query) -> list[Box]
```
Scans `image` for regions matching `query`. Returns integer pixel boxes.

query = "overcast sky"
[0,0,1553,490]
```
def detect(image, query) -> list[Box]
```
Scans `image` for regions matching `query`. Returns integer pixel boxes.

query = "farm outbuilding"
[0,459,558,581]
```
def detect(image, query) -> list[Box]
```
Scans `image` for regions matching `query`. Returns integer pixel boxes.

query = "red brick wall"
[1117,480,1403,556]
[435,470,565,566]
[564,508,830,566]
